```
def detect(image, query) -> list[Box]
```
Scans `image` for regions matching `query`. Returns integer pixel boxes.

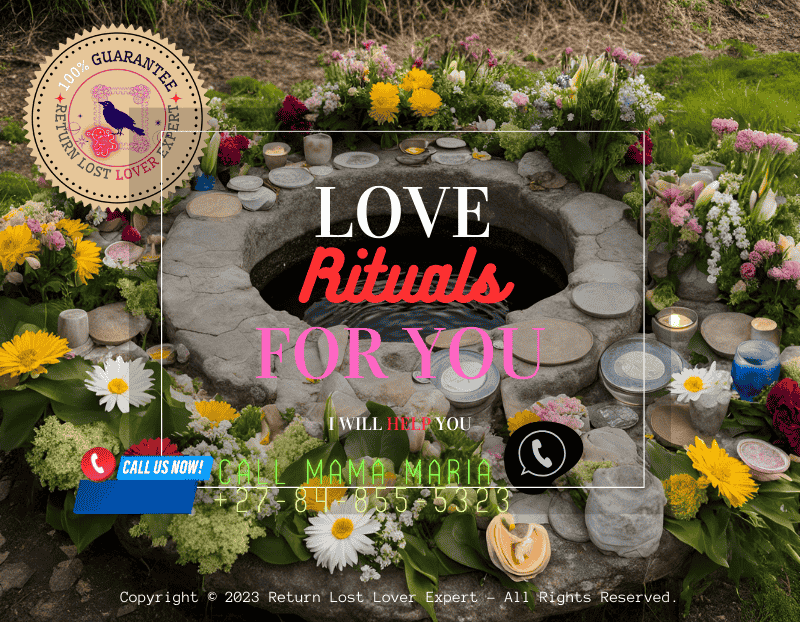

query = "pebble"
[59,544,78,559]
[0,531,5,549]
[176,343,190,364]
[0,477,11,502]
[0,561,34,590]
[117,602,138,618]
[507,492,552,524]
[548,492,590,543]
[30,596,64,619]
[49,558,83,592]
[0,551,8,565]
[588,402,639,430]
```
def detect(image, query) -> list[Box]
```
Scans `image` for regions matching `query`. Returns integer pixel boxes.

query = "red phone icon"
[81,447,115,482]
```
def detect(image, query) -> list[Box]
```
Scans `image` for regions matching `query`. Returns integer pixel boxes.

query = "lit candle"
[659,313,694,329]
[264,147,287,156]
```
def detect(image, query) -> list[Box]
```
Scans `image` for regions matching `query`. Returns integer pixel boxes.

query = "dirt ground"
[0,2,795,621]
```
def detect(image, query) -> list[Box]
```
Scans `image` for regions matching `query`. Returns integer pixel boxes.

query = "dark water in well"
[254,215,567,343]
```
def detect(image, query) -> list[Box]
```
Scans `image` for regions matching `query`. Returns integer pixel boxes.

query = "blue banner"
[117,456,213,480]
[74,480,199,514]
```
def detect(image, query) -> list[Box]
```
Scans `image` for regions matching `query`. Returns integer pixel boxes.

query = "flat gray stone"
[518,150,556,179]
[588,402,639,429]
[507,491,552,524]
[175,342,190,363]
[548,492,590,542]
[317,371,357,401]
[317,325,348,372]
[116,602,138,617]
[348,373,416,409]
[781,346,800,365]
[0,562,34,590]
[582,427,639,465]
[49,558,83,592]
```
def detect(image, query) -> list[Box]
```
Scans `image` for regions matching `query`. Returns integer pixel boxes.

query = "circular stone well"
[161,150,645,416]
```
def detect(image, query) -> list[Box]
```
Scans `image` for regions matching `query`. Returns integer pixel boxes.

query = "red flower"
[106,208,128,223]
[276,96,308,125]
[219,139,242,166]
[121,225,141,242]
[124,438,182,456]
[767,378,800,455]
[626,129,653,165]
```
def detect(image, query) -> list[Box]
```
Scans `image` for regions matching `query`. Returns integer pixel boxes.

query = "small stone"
[171,374,194,395]
[588,403,639,430]
[316,371,356,402]
[548,492,590,543]
[781,346,800,366]
[262,404,287,438]
[303,419,324,439]
[406,428,425,453]
[0,562,34,590]
[116,602,138,618]
[30,596,64,619]
[175,342,190,364]
[0,477,11,502]
[0,551,9,565]
[582,427,639,465]
[59,545,78,560]
[76,578,91,597]
[306,391,369,439]
[507,491,552,524]
[49,558,83,592]
[107,340,149,363]
[401,389,451,420]
[0,532,5,548]
[467,425,487,442]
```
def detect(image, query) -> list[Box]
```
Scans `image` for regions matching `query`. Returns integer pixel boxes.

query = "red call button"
[81,447,116,482]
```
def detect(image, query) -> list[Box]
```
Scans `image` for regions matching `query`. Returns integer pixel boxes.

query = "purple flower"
[740,262,756,279]
[555,97,563,109]
[612,47,628,63]
[711,117,738,138]
[753,130,769,150]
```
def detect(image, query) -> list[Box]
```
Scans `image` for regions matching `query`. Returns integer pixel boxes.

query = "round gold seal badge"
[24,24,208,212]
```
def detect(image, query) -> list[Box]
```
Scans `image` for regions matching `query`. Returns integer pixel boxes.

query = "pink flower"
[662,187,684,204]
[752,131,769,150]
[412,57,423,69]
[51,210,64,221]
[511,92,529,107]
[44,230,65,251]
[565,47,573,56]
[628,52,643,67]
[330,51,343,63]
[555,97,563,109]
[711,118,738,138]
[37,176,48,188]
[612,47,628,63]
[486,48,498,68]
[685,218,702,234]
[754,239,778,257]
[740,262,756,279]
[669,203,690,227]
[748,250,763,266]
[734,129,755,153]
[767,262,800,281]
[362,39,377,51]
[26,218,41,234]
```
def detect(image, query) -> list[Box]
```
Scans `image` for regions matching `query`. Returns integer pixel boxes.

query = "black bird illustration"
[98,100,145,136]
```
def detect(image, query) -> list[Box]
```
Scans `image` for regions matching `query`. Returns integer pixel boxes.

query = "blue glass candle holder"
[731,339,781,402]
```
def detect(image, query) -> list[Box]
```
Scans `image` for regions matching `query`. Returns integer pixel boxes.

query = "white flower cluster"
[617,74,664,123]
[207,96,233,130]
[492,81,512,93]
[367,512,406,570]
[718,171,745,196]
[304,82,342,116]
[360,564,380,582]
[411,498,427,519]
[704,192,749,282]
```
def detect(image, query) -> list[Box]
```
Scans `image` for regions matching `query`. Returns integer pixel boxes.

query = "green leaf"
[46,497,66,531]
[343,402,409,470]
[26,377,100,409]
[742,494,800,531]
[50,400,113,426]
[141,514,172,540]
[434,549,472,576]
[250,531,305,564]
[0,388,49,450]
[679,553,722,615]
[664,517,704,551]
[646,442,699,481]
[400,548,438,622]
[62,491,117,553]
[434,513,491,572]
[401,533,439,586]
[698,506,729,568]
[13,322,40,337]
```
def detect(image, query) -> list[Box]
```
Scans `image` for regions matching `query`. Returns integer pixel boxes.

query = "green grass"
[0,172,46,214]
[643,44,800,194]
[0,117,27,144]
[742,564,800,622]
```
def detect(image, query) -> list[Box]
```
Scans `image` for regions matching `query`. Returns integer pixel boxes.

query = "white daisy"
[304,496,381,574]
[84,355,154,413]
[669,362,718,403]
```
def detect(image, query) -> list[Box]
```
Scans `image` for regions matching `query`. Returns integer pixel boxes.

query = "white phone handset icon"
[90,452,105,474]
[531,440,553,469]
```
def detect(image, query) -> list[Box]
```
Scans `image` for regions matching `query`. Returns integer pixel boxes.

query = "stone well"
[160,149,644,420]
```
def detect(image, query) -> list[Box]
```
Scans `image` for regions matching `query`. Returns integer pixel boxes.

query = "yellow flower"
[300,476,348,512]
[73,239,102,285]
[0,330,70,377]
[194,400,240,427]
[508,409,541,435]
[41,222,55,235]
[0,225,40,272]
[686,436,758,508]
[401,68,434,91]
[409,88,442,117]
[57,218,90,243]
[3,209,19,221]
[368,82,400,125]
[663,473,707,520]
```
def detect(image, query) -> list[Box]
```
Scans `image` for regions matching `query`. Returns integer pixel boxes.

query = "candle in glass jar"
[658,313,694,329]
